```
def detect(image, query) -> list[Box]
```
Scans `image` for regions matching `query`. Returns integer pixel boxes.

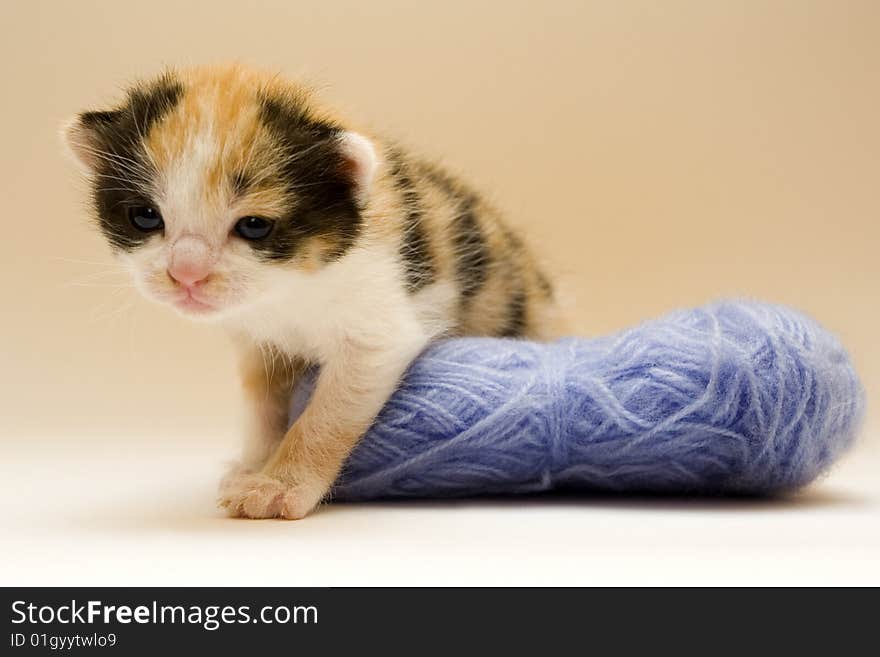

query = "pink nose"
[168,261,211,287]
[168,235,213,288]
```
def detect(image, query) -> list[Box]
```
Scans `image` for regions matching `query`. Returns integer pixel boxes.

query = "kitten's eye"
[128,206,164,232]
[234,216,274,240]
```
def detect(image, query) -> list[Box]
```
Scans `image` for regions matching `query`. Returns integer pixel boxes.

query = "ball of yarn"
[289,301,865,500]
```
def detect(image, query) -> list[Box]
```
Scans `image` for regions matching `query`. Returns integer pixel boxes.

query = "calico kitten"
[63,64,561,519]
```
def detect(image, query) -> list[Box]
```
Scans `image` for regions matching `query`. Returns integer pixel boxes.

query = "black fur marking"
[537,271,554,298]
[502,224,553,298]
[417,160,491,303]
[81,110,122,128]
[388,151,435,293]
[250,94,362,262]
[451,196,491,304]
[86,73,184,251]
[500,286,528,338]
[501,224,523,251]
[420,161,455,190]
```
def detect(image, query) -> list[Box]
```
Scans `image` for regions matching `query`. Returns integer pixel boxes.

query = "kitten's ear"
[61,110,120,173]
[337,131,378,205]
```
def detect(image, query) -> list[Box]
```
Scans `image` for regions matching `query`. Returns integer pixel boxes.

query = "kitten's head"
[63,64,377,321]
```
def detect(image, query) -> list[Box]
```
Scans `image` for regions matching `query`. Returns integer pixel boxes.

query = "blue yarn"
[289,301,865,500]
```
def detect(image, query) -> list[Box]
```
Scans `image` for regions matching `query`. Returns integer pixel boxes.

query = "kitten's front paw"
[219,461,255,491]
[217,472,321,520]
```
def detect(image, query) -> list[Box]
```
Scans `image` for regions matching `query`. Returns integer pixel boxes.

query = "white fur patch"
[225,241,430,362]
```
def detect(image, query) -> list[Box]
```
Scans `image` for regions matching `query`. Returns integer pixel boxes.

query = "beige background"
[0,1,877,585]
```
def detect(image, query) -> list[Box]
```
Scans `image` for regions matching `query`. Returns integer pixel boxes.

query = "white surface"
[1,433,878,586]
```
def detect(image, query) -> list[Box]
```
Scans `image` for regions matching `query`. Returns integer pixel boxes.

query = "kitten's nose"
[168,235,214,288]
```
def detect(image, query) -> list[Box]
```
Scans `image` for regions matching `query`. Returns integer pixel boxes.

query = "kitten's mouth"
[173,290,218,314]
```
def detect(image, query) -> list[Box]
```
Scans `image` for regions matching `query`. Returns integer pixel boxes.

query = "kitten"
[63,64,561,519]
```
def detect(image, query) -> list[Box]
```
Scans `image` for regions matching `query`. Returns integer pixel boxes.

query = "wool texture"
[289,301,865,500]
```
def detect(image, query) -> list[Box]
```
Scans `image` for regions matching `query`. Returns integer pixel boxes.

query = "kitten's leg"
[219,341,300,489]
[219,327,428,519]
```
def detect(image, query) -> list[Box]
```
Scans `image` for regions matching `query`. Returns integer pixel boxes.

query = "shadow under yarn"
[324,484,868,513]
